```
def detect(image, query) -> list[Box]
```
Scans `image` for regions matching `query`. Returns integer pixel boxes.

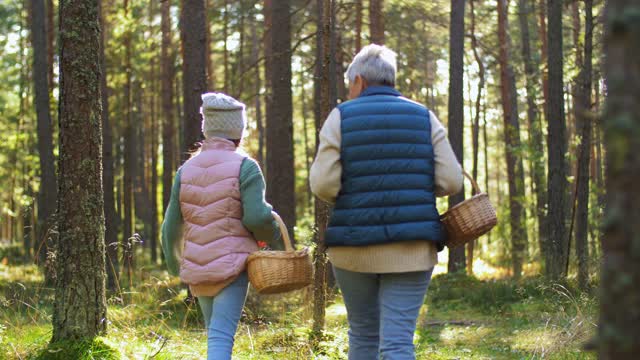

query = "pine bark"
[31,0,58,264]
[546,0,568,279]
[205,0,214,90]
[447,0,466,273]
[122,0,135,286]
[538,0,549,118]
[468,0,484,273]
[180,0,207,157]
[223,0,229,93]
[52,0,107,341]
[498,0,527,278]
[598,0,640,356]
[575,0,593,289]
[312,0,332,340]
[518,0,548,270]
[369,0,384,44]
[162,0,176,214]
[251,19,264,165]
[266,0,296,240]
[46,0,54,89]
[99,0,119,291]
[354,0,362,51]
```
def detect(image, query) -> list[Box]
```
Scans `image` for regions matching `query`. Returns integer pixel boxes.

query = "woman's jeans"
[197,272,249,360]
[333,266,434,360]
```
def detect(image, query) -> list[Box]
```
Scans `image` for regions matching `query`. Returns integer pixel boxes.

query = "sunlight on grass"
[324,302,347,324]
[1,262,598,359]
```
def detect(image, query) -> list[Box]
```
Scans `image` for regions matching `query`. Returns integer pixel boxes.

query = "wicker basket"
[441,170,498,248]
[247,212,313,294]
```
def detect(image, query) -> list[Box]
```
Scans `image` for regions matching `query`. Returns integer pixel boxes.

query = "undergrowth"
[0,254,598,359]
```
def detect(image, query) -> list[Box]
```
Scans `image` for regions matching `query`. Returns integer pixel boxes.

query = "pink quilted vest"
[178,137,258,285]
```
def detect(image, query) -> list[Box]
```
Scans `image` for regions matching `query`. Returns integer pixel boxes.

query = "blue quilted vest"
[325,86,445,250]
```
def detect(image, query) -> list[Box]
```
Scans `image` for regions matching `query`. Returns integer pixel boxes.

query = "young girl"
[161,92,283,360]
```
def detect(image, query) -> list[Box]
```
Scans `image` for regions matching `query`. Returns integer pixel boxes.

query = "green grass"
[0,261,597,359]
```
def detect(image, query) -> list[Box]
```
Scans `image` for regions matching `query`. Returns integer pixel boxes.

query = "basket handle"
[462,168,481,195]
[272,211,294,251]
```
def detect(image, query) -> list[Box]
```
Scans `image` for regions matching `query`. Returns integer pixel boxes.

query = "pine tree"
[52,0,107,342]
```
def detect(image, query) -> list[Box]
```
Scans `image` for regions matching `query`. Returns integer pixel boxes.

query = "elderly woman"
[310,44,463,359]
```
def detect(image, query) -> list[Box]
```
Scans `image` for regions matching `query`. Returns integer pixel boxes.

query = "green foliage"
[1,262,597,359]
[30,338,120,360]
[0,243,24,264]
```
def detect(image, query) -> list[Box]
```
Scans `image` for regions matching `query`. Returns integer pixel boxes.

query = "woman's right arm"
[430,111,464,197]
[161,169,184,276]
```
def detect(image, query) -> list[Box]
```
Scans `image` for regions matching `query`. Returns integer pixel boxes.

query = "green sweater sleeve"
[161,169,183,276]
[239,158,284,250]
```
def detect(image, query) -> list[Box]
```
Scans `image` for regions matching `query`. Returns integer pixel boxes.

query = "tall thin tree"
[180,0,207,158]
[161,0,176,214]
[369,0,384,44]
[468,0,484,273]
[518,0,548,267]
[598,0,640,356]
[312,0,332,340]
[354,0,362,51]
[266,0,296,239]
[498,0,527,278]
[52,0,107,342]
[546,0,568,279]
[31,0,58,263]
[574,0,593,289]
[99,0,119,290]
[447,0,466,273]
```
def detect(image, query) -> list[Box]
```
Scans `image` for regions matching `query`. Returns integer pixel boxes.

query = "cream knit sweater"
[310,106,463,273]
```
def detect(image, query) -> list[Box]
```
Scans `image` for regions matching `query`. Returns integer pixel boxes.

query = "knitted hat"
[200,92,246,140]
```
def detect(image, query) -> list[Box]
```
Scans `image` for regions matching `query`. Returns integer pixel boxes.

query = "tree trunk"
[223,0,229,93]
[180,0,207,158]
[162,0,176,216]
[546,0,568,280]
[498,0,527,279]
[149,3,159,264]
[447,0,466,273]
[99,0,119,291]
[354,0,362,52]
[483,105,490,244]
[311,0,332,340]
[266,0,296,240]
[369,0,384,44]
[122,0,135,287]
[251,19,264,165]
[574,0,592,290]
[518,0,548,271]
[300,70,313,207]
[236,1,246,99]
[263,0,272,170]
[151,98,159,264]
[52,0,107,342]
[468,0,484,274]
[538,0,549,119]
[46,0,54,89]
[31,0,58,265]
[205,0,214,90]
[598,0,640,356]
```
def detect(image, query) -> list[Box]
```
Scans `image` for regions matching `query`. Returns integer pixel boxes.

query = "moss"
[30,337,120,360]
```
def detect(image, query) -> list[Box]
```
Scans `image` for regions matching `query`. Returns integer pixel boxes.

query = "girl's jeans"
[197,272,248,360]
[333,266,434,360]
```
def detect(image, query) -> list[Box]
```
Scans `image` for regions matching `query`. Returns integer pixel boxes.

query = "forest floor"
[1,252,597,359]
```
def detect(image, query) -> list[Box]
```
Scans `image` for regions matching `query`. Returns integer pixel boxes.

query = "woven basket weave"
[247,212,313,294]
[441,170,497,248]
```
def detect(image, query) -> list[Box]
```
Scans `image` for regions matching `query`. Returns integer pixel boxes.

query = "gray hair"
[345,44,397,86]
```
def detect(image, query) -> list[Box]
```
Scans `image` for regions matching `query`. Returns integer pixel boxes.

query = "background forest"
[0,0,636,358]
